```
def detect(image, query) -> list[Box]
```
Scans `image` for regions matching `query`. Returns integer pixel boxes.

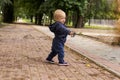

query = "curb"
[65,44,120,78]
[79,33,120,46]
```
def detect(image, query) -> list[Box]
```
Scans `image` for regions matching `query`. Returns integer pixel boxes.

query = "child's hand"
[70,31,76,37]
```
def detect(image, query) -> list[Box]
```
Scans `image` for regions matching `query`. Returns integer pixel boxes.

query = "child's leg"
[58,48,64,63]
[57,46,69,66]
[58,50,69,66]
[46,50,57,61]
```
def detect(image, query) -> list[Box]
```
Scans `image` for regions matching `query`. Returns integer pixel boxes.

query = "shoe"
[45,59,55,64]
[59,62,69,66]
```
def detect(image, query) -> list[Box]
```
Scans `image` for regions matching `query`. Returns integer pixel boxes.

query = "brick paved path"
[0,24,120,80]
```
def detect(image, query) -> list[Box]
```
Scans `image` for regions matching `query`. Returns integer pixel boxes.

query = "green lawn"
[85,25,115,30]
[0,23,7,28]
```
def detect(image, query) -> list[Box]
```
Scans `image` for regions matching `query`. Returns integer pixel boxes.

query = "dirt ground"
[0,24,119,80]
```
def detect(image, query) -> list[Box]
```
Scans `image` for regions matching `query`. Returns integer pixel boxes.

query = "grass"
[0,23,8,28]
[22,19,32,23]
[84,25,115,30]
[0,23,4,28]
[67,25,115,30]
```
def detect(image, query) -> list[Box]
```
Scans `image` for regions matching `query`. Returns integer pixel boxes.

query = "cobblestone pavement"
[0,24,120,80]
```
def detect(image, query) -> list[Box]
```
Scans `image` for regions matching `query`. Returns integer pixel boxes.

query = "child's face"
[59,17,66,24]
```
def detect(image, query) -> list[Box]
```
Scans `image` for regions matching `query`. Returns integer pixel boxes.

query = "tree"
[15,0,44,25]
[0,0,14,23]
[70,0,88,28]
[39,0,71,25]
[90,0,118,19]
[39,0,89,28]
[13,0,118,27]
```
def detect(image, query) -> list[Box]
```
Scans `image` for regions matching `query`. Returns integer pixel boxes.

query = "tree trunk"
[75,15,84,28]
[2,0,14,23]
[88,19,91,26]
[30,15,33,23]
[34,14,43,25]
[72,12,77,28]
[35,14,37,24]
[38,13,43,25]
[50,12,53,25]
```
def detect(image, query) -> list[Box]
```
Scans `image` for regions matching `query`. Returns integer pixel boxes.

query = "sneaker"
[59,62,69,66]
[45,59,55,64]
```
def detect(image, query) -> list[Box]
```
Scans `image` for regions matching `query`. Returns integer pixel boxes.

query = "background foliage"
[0,0,119,27]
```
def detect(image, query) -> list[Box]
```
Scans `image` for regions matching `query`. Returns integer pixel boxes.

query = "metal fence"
[88,19,117,28]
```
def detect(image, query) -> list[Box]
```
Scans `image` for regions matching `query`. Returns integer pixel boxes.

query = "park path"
[0,23,120,80]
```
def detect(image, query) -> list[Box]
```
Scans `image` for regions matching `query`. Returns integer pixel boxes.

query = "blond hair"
[53,9,66,21]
